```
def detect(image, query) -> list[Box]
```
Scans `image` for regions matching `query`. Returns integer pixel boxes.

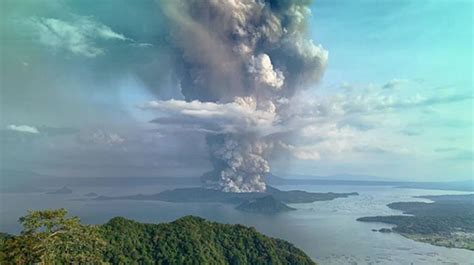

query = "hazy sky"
[0,0,472,181]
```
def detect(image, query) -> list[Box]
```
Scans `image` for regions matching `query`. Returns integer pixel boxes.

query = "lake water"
[1,183,473,264]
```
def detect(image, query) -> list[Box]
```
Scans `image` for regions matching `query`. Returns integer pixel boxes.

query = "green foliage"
[0,232,13,261]
[357,195,474,250]
[358,199,474,235]
[1,208,106,265]
[1,209,316,265]
[100,216,315,265]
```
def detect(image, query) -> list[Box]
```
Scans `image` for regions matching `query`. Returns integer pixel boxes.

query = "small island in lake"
[236,195,296,214]
[357,194,474,250]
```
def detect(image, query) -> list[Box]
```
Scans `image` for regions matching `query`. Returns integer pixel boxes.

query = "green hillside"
[1,209,315,265]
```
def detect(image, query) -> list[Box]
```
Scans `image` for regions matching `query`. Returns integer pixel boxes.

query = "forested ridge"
[0,209,315,265]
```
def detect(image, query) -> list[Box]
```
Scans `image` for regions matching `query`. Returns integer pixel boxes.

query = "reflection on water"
[1,184,473,264]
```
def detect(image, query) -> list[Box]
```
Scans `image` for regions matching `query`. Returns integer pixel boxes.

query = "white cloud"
[275,80,471,161]
[292,149,321,160]
[26,16,130,57]
[6,125,39,134]
[248,54,284,89]
[278,142,321,161]
[288,81,470,123]
[141,98,278,135]
[141,79,471,163]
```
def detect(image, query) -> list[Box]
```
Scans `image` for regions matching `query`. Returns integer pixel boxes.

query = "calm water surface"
[1,183,473,264]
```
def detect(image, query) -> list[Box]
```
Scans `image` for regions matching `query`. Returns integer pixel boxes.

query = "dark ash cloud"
[148,0,328,192]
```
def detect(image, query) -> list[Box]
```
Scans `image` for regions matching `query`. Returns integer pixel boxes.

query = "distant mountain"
[40,176,202,187]
[96,186,358,214]
[4,169,470,193]
[0,169,202,191]
[45,186,73,195]
[416,193,474,202]
[236,195,296,214]
[266,174,405,186]
[397,180,474,192]
[96,186,358,204]
[0,169,48,193]
[266,173,474,192]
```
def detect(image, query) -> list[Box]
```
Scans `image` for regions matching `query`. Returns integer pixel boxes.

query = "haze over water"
[1,182,472,264]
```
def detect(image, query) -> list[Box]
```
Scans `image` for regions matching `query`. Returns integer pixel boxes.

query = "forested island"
[0,209,315,264]
[95,186,358,214]
[357,194,474,250]
[236,195,296,214]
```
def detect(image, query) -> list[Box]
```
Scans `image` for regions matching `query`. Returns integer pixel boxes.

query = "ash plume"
[203,134,272,192]
[156,0,328,192]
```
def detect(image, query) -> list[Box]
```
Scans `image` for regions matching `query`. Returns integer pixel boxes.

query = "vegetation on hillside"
[1,209,316,265]
[0,209,105,264]
[357,194,474,250]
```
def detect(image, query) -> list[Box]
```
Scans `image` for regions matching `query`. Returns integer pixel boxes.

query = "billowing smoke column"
[203,134,272,192]
[161,0,328,192]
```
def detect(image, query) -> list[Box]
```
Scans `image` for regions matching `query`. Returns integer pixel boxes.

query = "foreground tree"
[1,208,106,264]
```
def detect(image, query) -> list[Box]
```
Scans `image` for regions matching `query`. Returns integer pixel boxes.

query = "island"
[236,195,296,214]
[357,194,474,250]
[95,186,358,214]
[1,209,316,264]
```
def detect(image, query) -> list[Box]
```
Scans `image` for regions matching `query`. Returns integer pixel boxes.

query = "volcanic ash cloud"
[150,0,328,192]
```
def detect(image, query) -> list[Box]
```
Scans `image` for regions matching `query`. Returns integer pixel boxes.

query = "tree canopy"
[1,208,105,264]
[1,209,316,265]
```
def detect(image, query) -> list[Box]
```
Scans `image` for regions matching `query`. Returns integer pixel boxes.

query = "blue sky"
[312,0,472,86]
[0,0,472,182]
[269,0,473,180]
